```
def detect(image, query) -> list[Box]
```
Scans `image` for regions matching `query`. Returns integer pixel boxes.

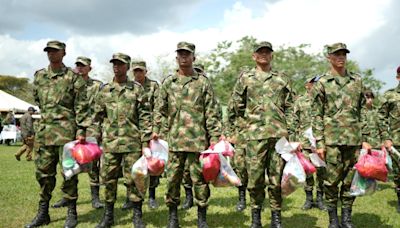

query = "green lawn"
[0,144,399,228]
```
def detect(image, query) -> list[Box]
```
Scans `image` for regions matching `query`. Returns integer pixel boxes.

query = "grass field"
[0,144,399,228]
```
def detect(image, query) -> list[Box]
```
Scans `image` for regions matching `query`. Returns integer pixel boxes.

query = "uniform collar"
[47,64,67,78]
[110,76,133,90]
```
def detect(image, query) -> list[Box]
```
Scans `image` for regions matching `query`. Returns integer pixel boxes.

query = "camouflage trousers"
[88,158,100,186]
[165,152,210,208]
[35,145,78,202]
[303,149,325,192]
[232,147,248,187]
[324,145,358,208]
[15,136,34,160]
[101,152,142,203]
[390,145,400,192]
[182,157,192,188]
[247,138,285,211]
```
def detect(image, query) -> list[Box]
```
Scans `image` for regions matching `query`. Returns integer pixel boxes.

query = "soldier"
[2,110,15,145]
[152,41,222,228]
[52,56,105,209]
[94,53,152,228]
[25,40,90,228]
[362,90,382,149]
[312,43,368,228]
[293,78,327,211]
[226,75,248,213]
[379,66,400,213]
[229,41,294,228]
[15,106,36,161]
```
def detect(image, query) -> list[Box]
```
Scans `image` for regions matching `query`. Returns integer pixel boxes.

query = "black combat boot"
[148,187,158,209]
[96,203,114,228]
[133,202,145,228]
[341,207,354,228]
[250,208,262,228]
[91,186,105,209]
[52,197,68,208]
[167,205,179,228]
[122,190,134,210]
[25,201,50,228]
[198,206,208,228]
[397,191,400,213]
[302,190,314,210]
[315,191,327,211]
[182,187,194,210]
[236,186,247,212]
[327,207,340,228]
[64,199,78,228]
[270,210,282,228]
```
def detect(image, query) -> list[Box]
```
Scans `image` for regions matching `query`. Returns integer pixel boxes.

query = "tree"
[0,75,35,104]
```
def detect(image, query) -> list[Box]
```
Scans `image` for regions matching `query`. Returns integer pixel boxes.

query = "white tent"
[0,90,39,113]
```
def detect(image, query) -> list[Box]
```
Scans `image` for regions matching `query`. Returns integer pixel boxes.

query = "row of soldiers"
[23,39,399,228]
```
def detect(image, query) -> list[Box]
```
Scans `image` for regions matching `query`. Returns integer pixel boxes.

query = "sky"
[0,0,398,91]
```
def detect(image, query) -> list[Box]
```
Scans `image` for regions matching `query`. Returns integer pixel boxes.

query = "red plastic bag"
[355,149,388,182]
[200,153,220,182]
[296,151,316,175]
[71,142,102,164]
[147,157,165,176]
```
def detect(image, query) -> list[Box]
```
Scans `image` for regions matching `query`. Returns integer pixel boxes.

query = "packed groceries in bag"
[62,137,103,180]
[200,140,241,187]
[147,139,169,176]
[350,170,377,197]
[355,148,388,182]
[131,156,149,197]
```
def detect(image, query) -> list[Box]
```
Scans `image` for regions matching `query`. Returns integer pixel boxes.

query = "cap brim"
[110,58,128,63]
[176,48,194,53]
[75,60,89,66]
[330,48,350,54]
[43,46,63,52]
[254,46,273,52]
[132,66,146,70]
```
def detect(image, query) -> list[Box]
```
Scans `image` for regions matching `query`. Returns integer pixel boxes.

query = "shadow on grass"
[353,212,393,228]
[388,200,398,211]
[282,213,318,228]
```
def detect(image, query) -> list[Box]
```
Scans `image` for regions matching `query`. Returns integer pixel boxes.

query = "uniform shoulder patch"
[100,83,109,90]
[161,74,174,84]
[34,68,46,76]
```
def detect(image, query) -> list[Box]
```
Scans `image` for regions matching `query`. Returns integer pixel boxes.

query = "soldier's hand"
[77,135,86,143]
[316,148,325,160]
[384,140,393,149]
[219,135,226,141]
[362,142,372,150]
[151,132,159,140]
[227,136,237,145]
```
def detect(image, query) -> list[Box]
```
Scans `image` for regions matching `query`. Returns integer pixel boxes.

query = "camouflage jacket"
[379,83,400,146]
[20,112,34,138]
[361,106,382,148]
[312,70,363,148]
[85,77,103,138]
[153,71,222,152]
[229,68,295,141]
[293,93,313,149]
[93,78,152,153]
[226,90,246,149]
[139,77,161,134]
[33,65,90,146]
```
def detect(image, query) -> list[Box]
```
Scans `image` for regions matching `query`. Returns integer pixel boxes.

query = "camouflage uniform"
[312,69,363,209]
[294,93,325,192]
[361,105,382,149]
[15,111,35,160]
[153,70,222,208]
[379,83,400,193]
[93,62,152,204]
[231,66,295,211]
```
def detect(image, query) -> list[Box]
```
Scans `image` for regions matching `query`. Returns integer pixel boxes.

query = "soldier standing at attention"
[94,53,152,228]
[25,40,90,228]
[379,66,400,213]
[229,41,294,228]
[52,56,105,209]
[293,78,327,211]
[15,107,36,161]
[312,43,368,228]
[152,42,222,228]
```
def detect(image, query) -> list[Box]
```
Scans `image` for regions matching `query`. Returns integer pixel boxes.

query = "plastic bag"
[355,149,388,182]
[71,142,102,164]
[309,153,326,167]
[147,139,169,176]
[212,140,235,157]
[275,137,300,162]
[131,156,149,196]
[296,151,316,175]
[350,171,377,196]
[281,155,306,196]
[200,152,220,182]
[212,154,242,187]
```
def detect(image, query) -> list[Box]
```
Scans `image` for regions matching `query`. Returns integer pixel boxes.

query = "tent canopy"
[0,90,39,113]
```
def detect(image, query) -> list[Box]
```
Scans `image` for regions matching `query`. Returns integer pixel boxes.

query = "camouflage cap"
[176,41,195,53]
[194,63,205,73]
[43,40,66,51]
[75,56,91,66]
[254,41,273,52]
[131,60,147,70]
[109,53,131,64]
[326,42,350,54]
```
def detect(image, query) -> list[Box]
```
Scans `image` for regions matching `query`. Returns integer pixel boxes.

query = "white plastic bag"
[275,137,300,162]
[281,155,306,196]
[350,171,377,196]
[131,156,149,197]
[149,139,169,163]
[309,153,326,168]
[62,138,97,180]
[212,154,242,187]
